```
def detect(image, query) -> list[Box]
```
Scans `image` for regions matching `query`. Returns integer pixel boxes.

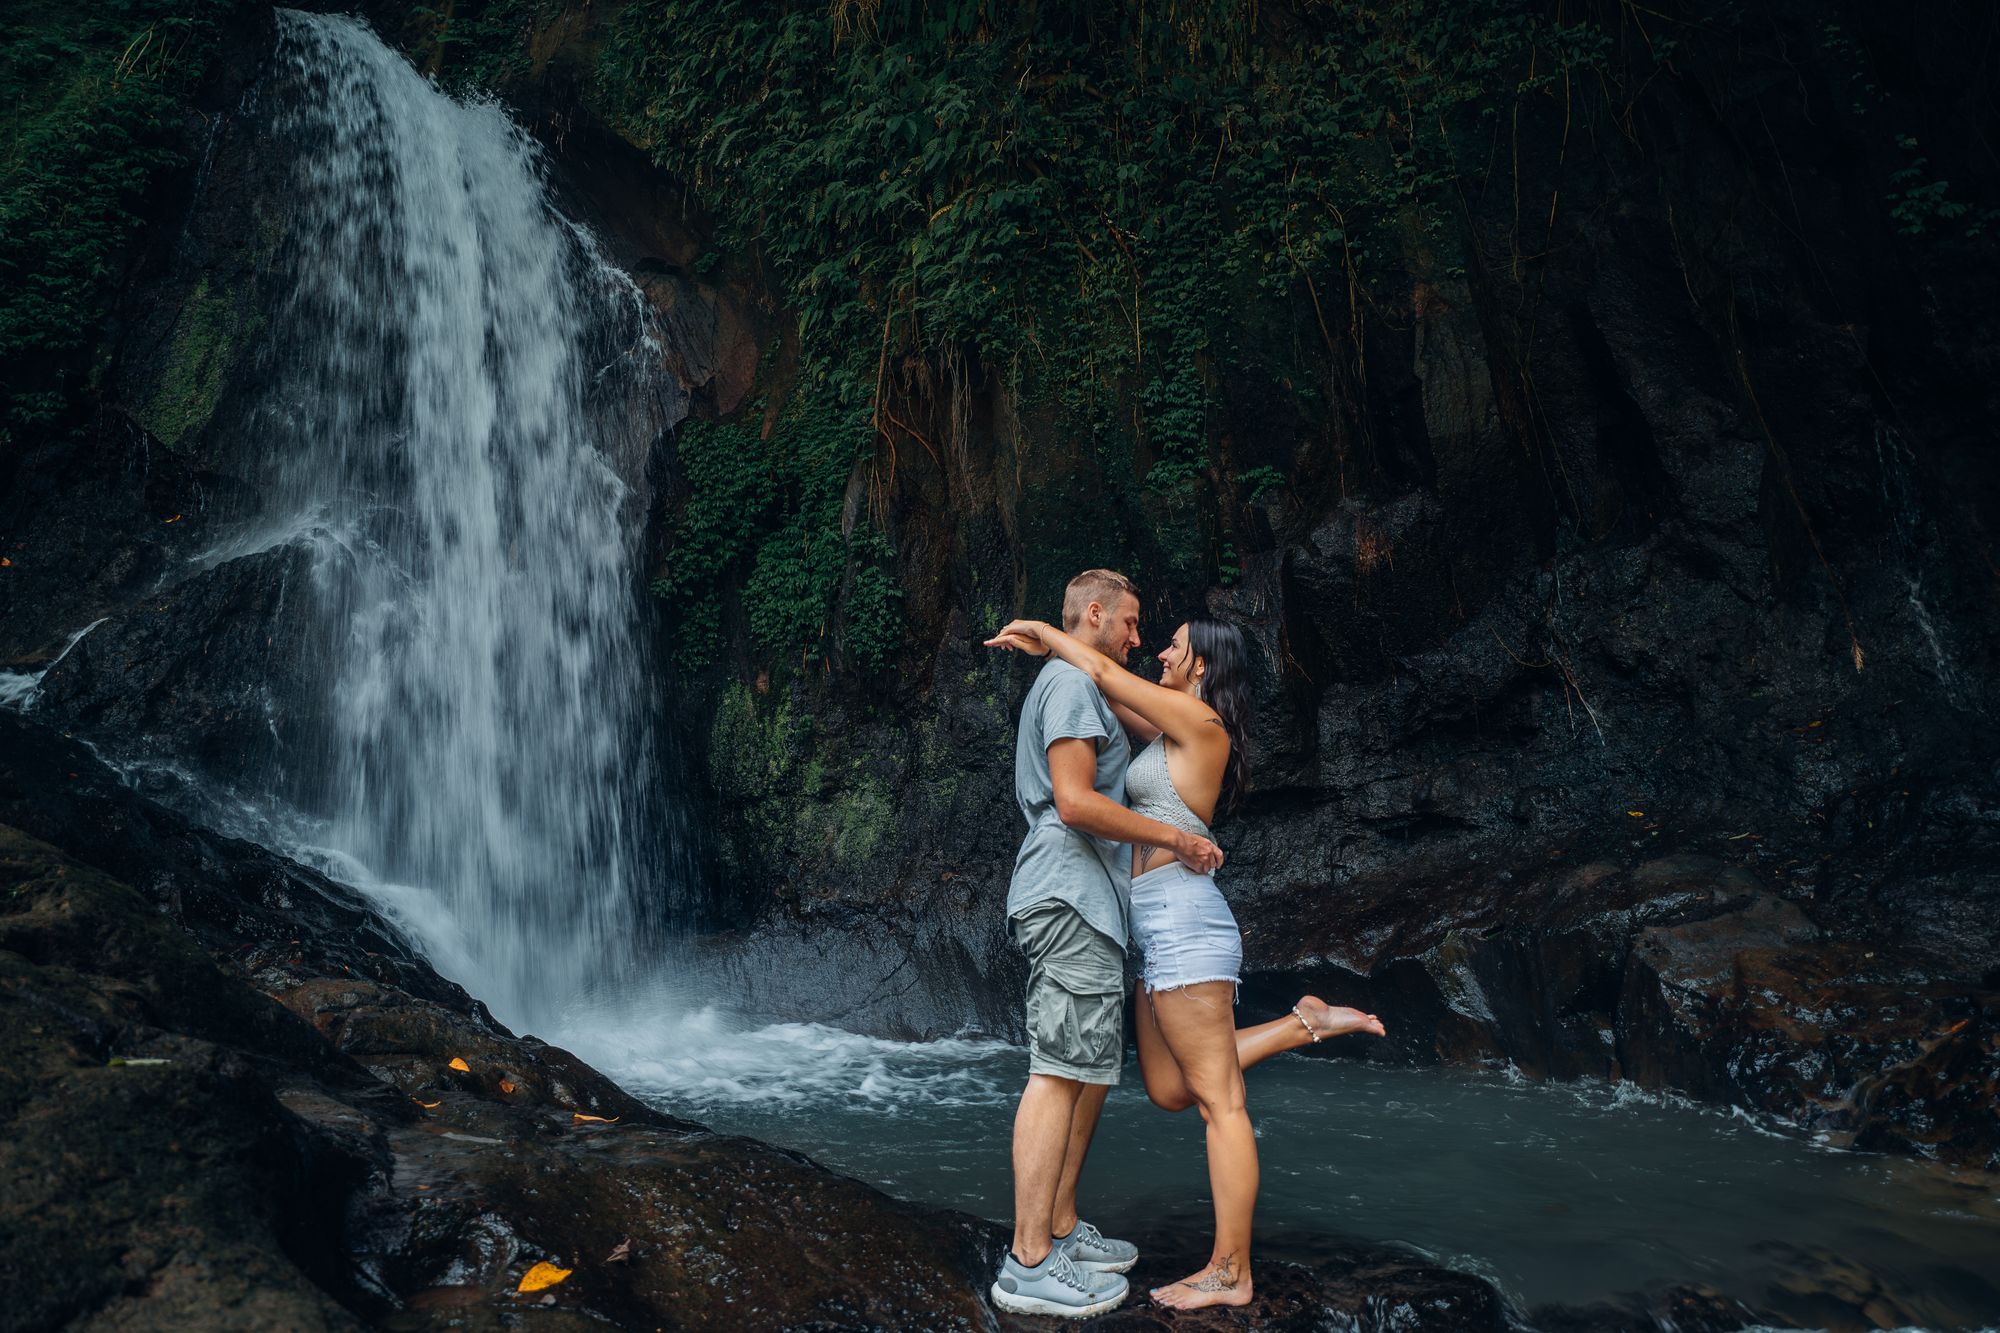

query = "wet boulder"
[33,543,328,791]
[1619,898,2000,1169]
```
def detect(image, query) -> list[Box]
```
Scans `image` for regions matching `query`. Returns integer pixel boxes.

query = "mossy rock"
[133,273,259,452]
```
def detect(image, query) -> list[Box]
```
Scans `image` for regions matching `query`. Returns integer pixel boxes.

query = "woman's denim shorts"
[1130,861,1242,996]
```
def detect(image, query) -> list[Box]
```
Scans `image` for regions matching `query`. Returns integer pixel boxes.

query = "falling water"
[1872,421,1964,704]
[231,12,683,1030]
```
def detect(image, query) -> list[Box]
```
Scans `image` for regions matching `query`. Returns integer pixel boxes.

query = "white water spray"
[1872,422,1964,703]
[239,12,683,1030]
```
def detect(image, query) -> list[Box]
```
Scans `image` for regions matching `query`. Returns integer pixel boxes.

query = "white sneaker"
[990,1247,1129,1318]
[1056,1218,1139,1274]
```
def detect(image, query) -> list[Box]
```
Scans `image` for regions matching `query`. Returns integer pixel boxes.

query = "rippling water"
[558,1002,2000,1324]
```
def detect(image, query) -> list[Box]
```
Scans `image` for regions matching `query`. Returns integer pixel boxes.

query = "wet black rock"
[34,543,326,788]
[0,713,1002,1330]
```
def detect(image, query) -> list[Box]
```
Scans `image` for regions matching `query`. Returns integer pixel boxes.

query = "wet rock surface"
[991,1241,1511,1333]
[0,713,1005,1330]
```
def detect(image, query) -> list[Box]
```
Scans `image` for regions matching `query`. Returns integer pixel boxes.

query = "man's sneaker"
[990,1247,1129,1318]
[1055,1218,1139,1274]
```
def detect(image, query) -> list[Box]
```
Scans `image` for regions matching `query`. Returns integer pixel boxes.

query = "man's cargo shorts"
[1008,899,1125,1085]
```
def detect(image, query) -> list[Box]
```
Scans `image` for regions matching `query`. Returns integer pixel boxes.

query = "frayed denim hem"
[1142,974,1240,1004]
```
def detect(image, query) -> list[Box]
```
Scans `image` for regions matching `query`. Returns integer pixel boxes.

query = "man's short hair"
[1062,568,1139,631]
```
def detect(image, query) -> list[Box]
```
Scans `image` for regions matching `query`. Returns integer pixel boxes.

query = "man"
[989,568,1226,1318]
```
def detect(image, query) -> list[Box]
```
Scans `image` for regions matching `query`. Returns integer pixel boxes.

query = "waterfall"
[228,11,685,1030]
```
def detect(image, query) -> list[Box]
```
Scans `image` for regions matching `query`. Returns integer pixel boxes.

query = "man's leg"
[1011,1072,1085,1265]
[1050,1080,1109,1239]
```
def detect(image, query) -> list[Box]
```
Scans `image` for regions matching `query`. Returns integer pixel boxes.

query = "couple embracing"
[983,568,1385,1318]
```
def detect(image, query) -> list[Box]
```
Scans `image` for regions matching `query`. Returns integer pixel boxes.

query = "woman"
[986,614,1386,1311]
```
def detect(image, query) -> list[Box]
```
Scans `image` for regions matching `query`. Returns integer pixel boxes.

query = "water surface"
[565,1006,2000,1325]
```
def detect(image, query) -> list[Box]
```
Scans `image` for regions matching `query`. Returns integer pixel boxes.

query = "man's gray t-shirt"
[1007,658,1133,950]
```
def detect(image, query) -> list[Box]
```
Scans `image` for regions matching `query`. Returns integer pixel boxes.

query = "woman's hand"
[983,619,1054,657]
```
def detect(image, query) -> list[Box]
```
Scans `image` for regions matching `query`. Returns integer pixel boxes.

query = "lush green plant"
[653,373,902,670]
[1886,134,1995,239]
[0,0,245,450]
[597,0,1609,667]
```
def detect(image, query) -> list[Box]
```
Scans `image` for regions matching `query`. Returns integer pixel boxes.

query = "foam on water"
[559,1000,1017,1114]
[0,618,107,713]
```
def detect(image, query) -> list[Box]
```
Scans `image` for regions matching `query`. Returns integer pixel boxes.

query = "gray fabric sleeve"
[1039,670,1110,748]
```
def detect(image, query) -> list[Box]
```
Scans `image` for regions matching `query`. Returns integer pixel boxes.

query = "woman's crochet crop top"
[1124,734,1212,844]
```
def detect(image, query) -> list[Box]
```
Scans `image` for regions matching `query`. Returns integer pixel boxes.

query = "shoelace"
[1049,1251,1090,1292]
[1071,1220,1106,1250]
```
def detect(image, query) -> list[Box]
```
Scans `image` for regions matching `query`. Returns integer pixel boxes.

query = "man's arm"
[1048,738,1222,873]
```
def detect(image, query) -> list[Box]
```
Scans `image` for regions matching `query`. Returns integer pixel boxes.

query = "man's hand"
[1173,831,1224,875]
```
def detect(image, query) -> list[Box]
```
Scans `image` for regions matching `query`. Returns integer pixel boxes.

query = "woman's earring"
[1195,676,1205,702]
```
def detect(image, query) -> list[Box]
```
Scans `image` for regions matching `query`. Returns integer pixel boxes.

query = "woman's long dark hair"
[1186,618,1252,814]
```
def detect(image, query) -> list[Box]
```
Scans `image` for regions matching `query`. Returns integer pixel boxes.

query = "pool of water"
[560,1003,2000,1326]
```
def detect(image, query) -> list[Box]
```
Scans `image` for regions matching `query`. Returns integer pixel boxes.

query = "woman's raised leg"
[1137,986,1385,1114]
[1236,995,1385,1067]
[1147,980,1257,1310]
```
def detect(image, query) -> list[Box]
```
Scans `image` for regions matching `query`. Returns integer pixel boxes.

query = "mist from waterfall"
[233,11,687,1031]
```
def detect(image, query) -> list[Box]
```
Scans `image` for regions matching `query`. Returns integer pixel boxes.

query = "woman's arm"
[987,619,1221,752]
[1110,700,1161,746]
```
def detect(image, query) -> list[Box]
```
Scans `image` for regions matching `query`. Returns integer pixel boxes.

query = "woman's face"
[1158,623,1199,691]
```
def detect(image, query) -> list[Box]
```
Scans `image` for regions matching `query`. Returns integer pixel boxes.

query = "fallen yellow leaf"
[517,1262,571,1294]
[498,1079,516,1094]
[571,1113,619,1124]
[448,1057,471,1072]
[1626,810,1644,817]
[412,1097,441,1109]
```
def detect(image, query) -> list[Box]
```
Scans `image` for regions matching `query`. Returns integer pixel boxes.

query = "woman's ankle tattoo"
[1188,1253,1239,1291]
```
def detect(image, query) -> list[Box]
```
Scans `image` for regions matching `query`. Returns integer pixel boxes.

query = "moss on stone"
[711,681,805,803]
[812,774,891,868]
[135,275,251,450]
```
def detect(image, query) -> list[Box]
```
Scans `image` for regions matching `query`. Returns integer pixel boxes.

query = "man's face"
[1088,592,1142,665]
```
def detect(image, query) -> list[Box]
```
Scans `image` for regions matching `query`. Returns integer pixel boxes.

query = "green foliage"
[1240,465,1286,502]
[653,377,902,670]
[1886,135,1996,240]
[402,0,563,94]
[653,413,774,667]
[0,0,245,449]
[598,0,1606,665]
[708,679,897,872]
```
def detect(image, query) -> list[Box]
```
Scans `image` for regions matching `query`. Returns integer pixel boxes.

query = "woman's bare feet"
[1151,1253,1254,1310]
[1295,994,1386,1040]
